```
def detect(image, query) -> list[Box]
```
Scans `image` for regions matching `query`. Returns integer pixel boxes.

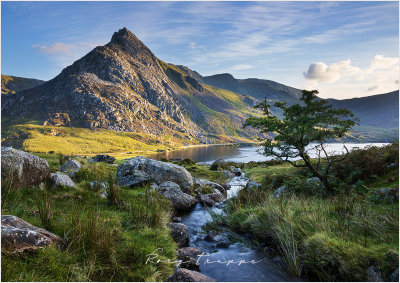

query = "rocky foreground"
[1,147,250,281]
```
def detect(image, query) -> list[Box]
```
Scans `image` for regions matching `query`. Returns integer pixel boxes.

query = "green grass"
[1,156,177,282]
[2,123,196,156]
[218,147,399,281]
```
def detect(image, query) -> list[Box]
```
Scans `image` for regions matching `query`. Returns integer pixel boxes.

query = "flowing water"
[178,176,295,281]
[168,143,387,281]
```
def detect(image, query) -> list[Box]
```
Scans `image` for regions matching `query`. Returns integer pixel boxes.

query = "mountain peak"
[110,27,138,44]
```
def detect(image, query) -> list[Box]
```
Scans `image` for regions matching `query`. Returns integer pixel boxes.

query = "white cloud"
[369,54,399,70]
[303,55,399,98]
[230,64,252,71]
[303,59,360,83]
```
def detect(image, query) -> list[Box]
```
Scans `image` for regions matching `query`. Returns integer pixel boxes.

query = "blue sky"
[1,1,399,99]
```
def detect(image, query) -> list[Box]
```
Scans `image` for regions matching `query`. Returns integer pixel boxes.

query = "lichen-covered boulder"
[117,157,193,193]
[1,147,51,189]
[51,173,76,188]
[158,181,197,211]
[167,222,189,248]
[59,160,81,177]
[1,215,65,254]
[166,268,216,282]
[118,169,150,187]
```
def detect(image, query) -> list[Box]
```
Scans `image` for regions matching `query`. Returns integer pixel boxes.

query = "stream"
[178,175,295,282]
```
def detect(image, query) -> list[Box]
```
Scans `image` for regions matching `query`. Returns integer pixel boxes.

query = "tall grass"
[224,189,398,281]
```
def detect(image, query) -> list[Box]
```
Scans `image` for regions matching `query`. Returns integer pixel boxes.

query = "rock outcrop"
[51,173,76,188]
[1,147,51,188]
[60,160,82,177]
[167,222,189,248]
[1,215,65,254]
[166,268,216,282]
[117,157,193,193]
[158,181,197,211]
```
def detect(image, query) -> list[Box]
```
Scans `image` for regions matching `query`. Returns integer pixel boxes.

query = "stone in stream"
[51,173,76,188]
[1,215,65,254]
[158,181,198,212]
[117,156,193,193]
[167,223,189,248]
[197,188,225,207]
[166,268,216,282]
[172,217,182,223]
[59,159,82,177]
[1,147,51,189]
[193,177,227,197]
[177,247,203,271]
[232,167,242,176]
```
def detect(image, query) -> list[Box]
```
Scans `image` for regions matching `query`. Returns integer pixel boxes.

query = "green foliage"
[245,90,360,192]
[223,188,398,281]
[74,162,117,183]
[331,142,399,184]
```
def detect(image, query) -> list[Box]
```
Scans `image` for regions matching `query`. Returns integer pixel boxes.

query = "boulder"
[149,182,160,190]
[118,169,150,187]
[158,182,197,211]
[166,268,216,282]
[367,266,383,282]
[177,247,203,271]
[198,194,216,207]
[167,223,189,248]
[89,154,115,164]
[172,217,182,223]
[59,160,81,177]
[232,167,242,176]
[273,185,286,198]
[246,180,262,191]
[51,173,76,188]
[117,157,193,193]
[1,147,51,189]
[193,178,227,197]
[390,268,399,282]
[1,215,65,254]
[210,159,227,171]
[204,230,224,242]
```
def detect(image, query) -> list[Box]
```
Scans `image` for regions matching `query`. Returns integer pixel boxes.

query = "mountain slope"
[2,28,263,153]
[1,75,44,95]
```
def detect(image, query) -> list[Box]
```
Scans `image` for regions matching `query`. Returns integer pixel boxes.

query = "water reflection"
[150,143,388,164]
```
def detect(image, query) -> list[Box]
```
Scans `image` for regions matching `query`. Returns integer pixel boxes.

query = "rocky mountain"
[2,28,397,147]
[2,28,262,146]
[1,75,44,95]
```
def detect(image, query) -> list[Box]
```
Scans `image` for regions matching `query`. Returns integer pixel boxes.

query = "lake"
[150,143,389,164]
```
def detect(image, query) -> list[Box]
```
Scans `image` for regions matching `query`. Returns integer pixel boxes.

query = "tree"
[244,90,359,193]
